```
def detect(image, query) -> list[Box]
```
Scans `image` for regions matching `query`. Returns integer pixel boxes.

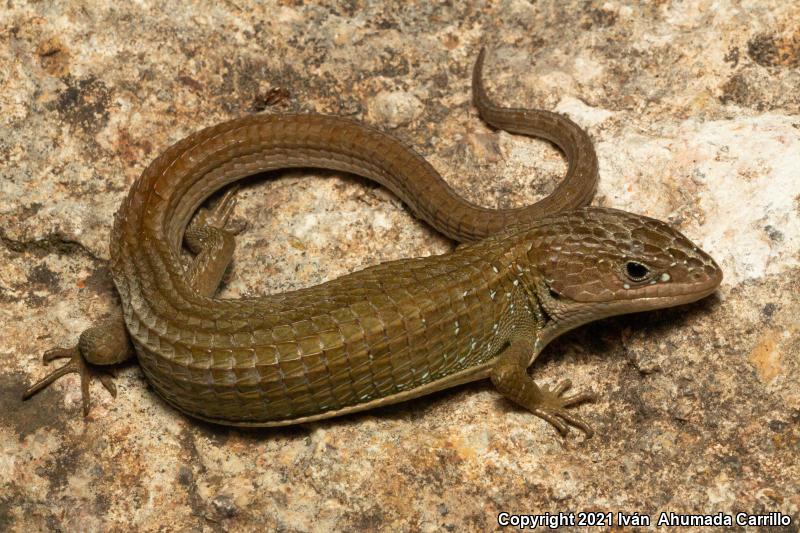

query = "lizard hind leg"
[491,339,596,437]
[184,184,245,253]
[21,184,243,416]
[22,314,133,416]
[183,184,244,297]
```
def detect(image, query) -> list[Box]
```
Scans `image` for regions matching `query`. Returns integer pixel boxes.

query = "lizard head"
[525,207,722,337]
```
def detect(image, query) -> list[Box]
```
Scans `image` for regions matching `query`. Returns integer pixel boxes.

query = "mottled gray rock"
[1,1,798,531]
[369,90,424,128]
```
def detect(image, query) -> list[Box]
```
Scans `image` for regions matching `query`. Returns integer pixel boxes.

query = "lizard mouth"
[615,261,723,311]
[532,267,721,349]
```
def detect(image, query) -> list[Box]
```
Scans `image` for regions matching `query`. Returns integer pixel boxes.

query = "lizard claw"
[534,379,596,438]
[22,344,117,416]
[197,185,244,233]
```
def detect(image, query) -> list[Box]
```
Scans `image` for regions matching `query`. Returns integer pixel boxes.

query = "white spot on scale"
[623,283,631,289]
[492,266,499,273]
[661,272,671,282]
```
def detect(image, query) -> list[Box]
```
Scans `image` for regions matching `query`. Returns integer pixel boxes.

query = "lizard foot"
[187,185,246,247]
[22,344,117,416]
[531,379,596,438]
[208,184,246,234]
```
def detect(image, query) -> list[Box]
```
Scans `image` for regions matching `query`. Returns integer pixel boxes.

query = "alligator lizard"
[22,49,722,436]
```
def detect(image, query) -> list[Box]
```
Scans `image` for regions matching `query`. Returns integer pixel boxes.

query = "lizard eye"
[624,261,650,281]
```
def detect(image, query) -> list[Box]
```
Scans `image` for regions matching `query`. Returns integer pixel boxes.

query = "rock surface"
[1,1,798,531]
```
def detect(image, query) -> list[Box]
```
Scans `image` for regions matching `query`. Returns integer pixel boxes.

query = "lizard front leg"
[490,338,596,437]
